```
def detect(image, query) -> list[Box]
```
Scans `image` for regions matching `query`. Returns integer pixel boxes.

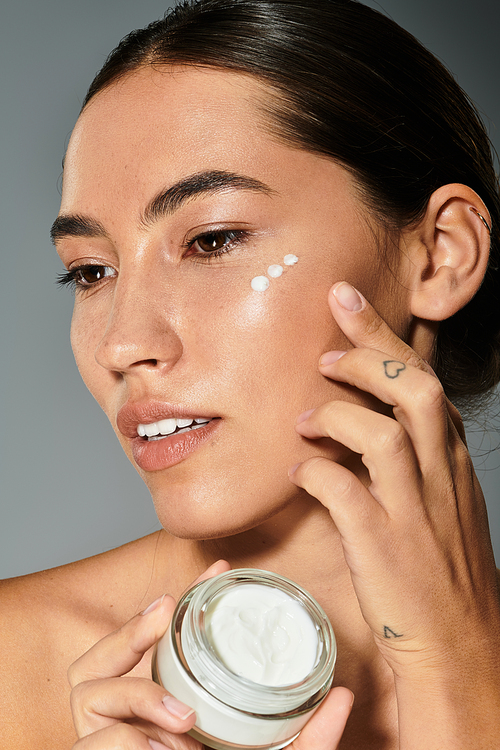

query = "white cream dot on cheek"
[267,264,283,278]
[251,276,270,292]
[284,254,299,266]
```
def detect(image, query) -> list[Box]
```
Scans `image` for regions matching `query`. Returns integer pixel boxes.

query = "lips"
[117,401,216,438]
[117,401,221,472]
[138,416,211,439]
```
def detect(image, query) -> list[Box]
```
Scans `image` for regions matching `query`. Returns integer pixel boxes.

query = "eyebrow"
[50,169,274,244]
[50,214,108,244]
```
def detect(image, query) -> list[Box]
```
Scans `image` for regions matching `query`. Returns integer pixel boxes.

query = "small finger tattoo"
[383,360,406,379]
[383,626,404,639]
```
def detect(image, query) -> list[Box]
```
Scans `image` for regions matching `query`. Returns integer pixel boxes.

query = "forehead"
[60,65,363,237]
[62,68,277,207]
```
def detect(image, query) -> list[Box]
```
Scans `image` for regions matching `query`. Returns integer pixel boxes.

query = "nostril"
[133,358,159,368]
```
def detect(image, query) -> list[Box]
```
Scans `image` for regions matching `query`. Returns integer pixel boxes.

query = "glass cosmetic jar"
[152,568,336,750]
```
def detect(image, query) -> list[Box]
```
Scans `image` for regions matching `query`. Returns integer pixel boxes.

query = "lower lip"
[131,420,221,472]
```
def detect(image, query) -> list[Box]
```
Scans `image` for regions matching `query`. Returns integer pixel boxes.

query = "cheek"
[228,263,338,359]
[201,268,341,414]
[70,305,108,408]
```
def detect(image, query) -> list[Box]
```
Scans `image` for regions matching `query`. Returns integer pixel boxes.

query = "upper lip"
[117,401,218,439]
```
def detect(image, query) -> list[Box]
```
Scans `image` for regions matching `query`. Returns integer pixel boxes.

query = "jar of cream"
[152,568,336,750]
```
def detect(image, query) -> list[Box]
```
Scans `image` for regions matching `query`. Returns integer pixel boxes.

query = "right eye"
[57,264,116,292]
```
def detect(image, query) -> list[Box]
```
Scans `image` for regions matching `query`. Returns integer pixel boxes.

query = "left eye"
[185,229,248,259]
[195,231,231,252]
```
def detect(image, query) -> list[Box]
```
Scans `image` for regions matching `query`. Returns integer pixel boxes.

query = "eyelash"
[56,264,115,293]
[182,228,250,262]
[56,229,250,292]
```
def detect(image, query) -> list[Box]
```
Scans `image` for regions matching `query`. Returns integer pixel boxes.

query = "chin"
[150,479,295,541]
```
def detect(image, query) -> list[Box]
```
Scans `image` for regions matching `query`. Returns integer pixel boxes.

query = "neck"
[205,494,349,602]
[152,494,398,747]
[185,497,392,696]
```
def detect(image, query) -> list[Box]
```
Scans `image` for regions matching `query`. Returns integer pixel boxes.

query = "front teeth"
[137,418,211,438]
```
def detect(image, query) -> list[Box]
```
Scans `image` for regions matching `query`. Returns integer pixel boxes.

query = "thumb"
[292,687,354,750]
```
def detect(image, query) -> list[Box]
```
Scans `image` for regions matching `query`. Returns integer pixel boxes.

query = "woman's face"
[55,67,408,539]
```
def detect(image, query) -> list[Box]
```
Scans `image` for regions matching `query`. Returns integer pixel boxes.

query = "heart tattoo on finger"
[383,360,406,379]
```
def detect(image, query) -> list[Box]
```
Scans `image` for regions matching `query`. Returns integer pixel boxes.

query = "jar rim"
[171,568,336,715]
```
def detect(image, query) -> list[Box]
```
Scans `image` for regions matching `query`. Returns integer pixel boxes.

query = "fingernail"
[319,350,347,367]
[296,408,315,425]
[333,282,363,312]
[148,739,171,750]
[162,694,195,720]
[288,463,301,476]
[140,594,165,616]
[149,741,172,750]
[206,559,226,573]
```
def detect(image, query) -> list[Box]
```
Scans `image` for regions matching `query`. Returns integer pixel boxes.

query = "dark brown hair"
[82,0,500,411]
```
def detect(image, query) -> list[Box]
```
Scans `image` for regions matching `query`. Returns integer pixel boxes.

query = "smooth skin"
[1,66,499,749]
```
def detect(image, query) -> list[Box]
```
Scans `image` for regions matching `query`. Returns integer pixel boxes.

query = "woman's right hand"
[68,560,230,750]
[68,557,353,750]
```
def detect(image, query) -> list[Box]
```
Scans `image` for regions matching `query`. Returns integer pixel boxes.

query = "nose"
[94,272,183,375]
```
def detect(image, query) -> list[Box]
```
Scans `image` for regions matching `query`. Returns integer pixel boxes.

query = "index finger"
[328,282,431,374]
[327,282,467,445]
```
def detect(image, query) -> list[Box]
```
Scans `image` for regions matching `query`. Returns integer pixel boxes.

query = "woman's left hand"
[289,281,500,746]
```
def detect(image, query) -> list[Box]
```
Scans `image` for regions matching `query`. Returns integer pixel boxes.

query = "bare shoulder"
[0,533,165,750]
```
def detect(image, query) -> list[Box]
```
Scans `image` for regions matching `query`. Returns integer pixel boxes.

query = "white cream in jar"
[152,569,336,750]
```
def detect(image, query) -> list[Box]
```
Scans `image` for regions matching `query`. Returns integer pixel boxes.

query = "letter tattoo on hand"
[383,626,404,639]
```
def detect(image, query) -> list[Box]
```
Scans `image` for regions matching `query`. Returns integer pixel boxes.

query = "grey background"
[1,0,499,579]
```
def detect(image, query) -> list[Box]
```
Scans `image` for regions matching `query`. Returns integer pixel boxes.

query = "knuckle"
[404,350,426,372]
[410,374,446,413]
[331,471,358,500]
[320,400,342,425]
[373,420,408,457]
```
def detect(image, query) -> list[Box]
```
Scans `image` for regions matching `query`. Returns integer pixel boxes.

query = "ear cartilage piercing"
[251,255,299,292]
[251,276,270,292]
[469,206,492,234]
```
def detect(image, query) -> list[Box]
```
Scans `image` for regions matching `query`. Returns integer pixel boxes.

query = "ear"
[400,183,491,323]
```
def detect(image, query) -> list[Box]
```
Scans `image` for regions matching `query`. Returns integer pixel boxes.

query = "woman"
[1,0,499,747]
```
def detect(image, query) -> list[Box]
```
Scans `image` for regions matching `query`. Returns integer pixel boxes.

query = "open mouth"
[130,415,221,472]
[137,417,214,441]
